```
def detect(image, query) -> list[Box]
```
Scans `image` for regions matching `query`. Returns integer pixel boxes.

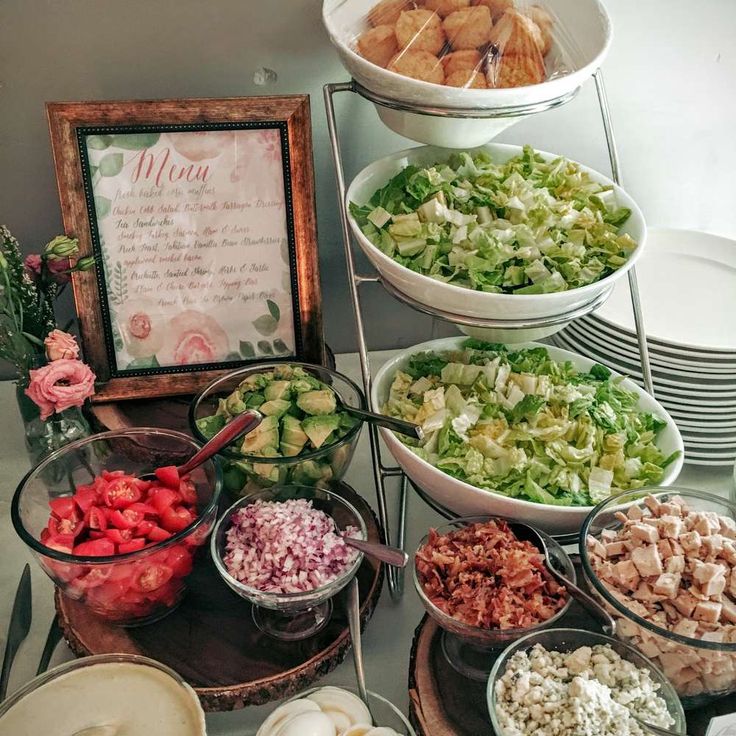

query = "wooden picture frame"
[47,96,324,402]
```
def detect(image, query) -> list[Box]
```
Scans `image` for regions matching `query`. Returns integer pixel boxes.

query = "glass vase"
[15,383,91,471]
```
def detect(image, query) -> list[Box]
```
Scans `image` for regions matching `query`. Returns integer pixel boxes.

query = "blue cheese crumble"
[494,643,674,736]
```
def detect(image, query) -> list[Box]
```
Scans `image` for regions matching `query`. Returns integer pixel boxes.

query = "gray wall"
[1,0,735,364]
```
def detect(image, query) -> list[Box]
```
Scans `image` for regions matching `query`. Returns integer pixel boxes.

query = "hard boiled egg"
[274,711,336,736]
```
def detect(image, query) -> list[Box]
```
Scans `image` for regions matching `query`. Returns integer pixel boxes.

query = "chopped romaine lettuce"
[350,146,637,296]
[383,341,677,507]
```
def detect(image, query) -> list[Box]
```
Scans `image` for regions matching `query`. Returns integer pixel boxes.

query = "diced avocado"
[225,391,247,415]
[264,380,292,401]
[241,415,279,455]
[239,372,272,391]
[215,398,231,419]
[222,462,247,493]
[244,392,265,409]
[291,459,332,484]
[296,390,337,416]
[251,462,281,484]
[273,364,294,380]
[259,399,292,418]
[280,414,309,457]
[196,414,226,440]
[302,414,341,449]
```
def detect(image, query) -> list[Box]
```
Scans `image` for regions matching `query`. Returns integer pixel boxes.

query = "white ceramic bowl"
[371,337,684,536]
[347,143,646,337]
[322,0,612,146]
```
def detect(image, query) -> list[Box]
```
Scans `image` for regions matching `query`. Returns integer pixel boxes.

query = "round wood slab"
[57,481,384,712]
[408,607,736,736]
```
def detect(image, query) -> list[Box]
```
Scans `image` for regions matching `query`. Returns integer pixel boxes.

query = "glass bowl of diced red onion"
[211,484,367,641]
[11,428,222,626]
[413,515,575,681]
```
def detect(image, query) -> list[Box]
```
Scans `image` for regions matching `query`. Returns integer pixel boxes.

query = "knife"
[36,616,63,676]
[0,564,33,701]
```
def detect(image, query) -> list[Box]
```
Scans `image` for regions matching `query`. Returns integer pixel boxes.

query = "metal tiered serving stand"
[324,71,656,600]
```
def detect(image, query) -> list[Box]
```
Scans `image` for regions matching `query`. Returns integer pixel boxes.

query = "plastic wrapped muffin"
[351,0,573,91]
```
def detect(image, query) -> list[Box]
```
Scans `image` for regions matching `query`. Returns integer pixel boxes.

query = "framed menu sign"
[47,96,324,402]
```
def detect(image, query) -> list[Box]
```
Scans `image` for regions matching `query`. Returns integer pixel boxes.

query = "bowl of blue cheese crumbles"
[372,337,683,535]
[487,628,686,736]
[347,144,645,336]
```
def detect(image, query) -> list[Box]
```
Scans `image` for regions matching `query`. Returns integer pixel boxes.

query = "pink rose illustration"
[160,310,229,366]
[256,130,282,164]
[25,359,96,420]
[168,131,234,161]
[44,330,80,361]
[119,300,165,359]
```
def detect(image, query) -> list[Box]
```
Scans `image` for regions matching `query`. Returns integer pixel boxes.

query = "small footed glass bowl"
[189,362,365,499]
[413,516,575,681]
[581,488,736,708]
[211,485,366,641]
[487,628,687,736]
[12,428,221,626]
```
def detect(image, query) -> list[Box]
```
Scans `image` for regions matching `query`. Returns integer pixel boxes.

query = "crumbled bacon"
[223,499,359,594]
[415,519,567,629]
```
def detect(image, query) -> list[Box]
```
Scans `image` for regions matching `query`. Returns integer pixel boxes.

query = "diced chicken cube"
[719,516,736,539]
[720,541,736,565]
[653,572,681,599]
[643,495,661,515]
[701,630,726,643]
[612,559,640,591]
[658,515,684,540]
[703,671,736,692]
[631,523,659,544]
[703,534,725,557]
[658,502,683,518]
[669,539,685,557]
[631,545,663,577]
[637,638,662,659]
[614,511,629,525]
[601,529,617,542]
[679,531,702,553]
[720,596,736,623]
[693,600,722,624]
[587,536,607,559]
[730,569,736,598]
[605,541,627,557]
[657,539,674,559]
[693,561,728,597]
[665,555,685,574]
[672,590,698,618]
[670,667,700,688]
[672,619,699,638]
[627,504,645,521]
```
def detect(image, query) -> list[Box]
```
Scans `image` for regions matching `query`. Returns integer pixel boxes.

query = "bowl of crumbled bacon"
[413,516,573,678]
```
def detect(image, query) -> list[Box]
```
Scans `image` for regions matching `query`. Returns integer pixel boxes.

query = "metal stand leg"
[594,71,656,397]
[324,82,405,600]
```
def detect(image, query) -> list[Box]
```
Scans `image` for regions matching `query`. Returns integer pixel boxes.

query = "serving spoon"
[508,521,616,635]
[341,534,409,568]
[340,403,424,440]
[146,409,262,481]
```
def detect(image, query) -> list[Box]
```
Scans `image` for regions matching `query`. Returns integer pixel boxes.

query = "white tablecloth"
[0,350,732,734]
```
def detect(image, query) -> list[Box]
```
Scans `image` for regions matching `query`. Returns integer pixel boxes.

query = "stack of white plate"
[550,228,736,467]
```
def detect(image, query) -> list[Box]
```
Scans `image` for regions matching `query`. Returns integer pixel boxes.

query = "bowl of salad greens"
[371,338,683,535]
[189,363,365,499]
[347,144,645,340]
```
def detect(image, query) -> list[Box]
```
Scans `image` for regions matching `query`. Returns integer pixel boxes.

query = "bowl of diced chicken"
[581,489,736,708]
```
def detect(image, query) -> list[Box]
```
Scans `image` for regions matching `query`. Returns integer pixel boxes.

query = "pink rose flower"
[25,359,96,420]
[24,254,42,280]
[44,330,80,361]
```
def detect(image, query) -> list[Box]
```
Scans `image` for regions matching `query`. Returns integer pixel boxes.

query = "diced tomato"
[160,506,194,534]
[85,506,108,532]
[45,535,75,554]
[133,478,152,493]
[101,469,126,481]
[128,502,157,517]
[136,520,155,537]
[73,485,98,513]
[74,567,112,590]
[149,487,180,515]
[133,563,173,592]
[40,528,50,544]
[154,465,180,489]
[86,579,130,608]
[166,545,194,578]
[55,510,85,539]
[88,530,106,540]
[118,538,146,554]
[49,497,77,519]
[105,528,133,545]
[147,526,172,543]
[109,508,143,530]
[73,538,115,557]
[103,476,142,509]
[178,478,197,505]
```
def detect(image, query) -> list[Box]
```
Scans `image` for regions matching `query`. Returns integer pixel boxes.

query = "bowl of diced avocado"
[189,363,366,498]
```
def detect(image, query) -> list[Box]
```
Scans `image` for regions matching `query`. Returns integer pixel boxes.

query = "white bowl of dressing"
[0,654,206,736]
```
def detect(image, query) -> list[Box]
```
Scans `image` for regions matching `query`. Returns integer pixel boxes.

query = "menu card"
[83,128,296,371]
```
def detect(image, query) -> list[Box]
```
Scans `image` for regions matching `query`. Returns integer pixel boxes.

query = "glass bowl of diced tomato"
[11,428,222,626]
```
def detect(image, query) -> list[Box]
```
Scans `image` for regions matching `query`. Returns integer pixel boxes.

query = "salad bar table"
[0,350,733,735]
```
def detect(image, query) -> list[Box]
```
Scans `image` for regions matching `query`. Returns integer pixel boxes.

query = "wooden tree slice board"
[57,481,383,712]
[409,610,736,736]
